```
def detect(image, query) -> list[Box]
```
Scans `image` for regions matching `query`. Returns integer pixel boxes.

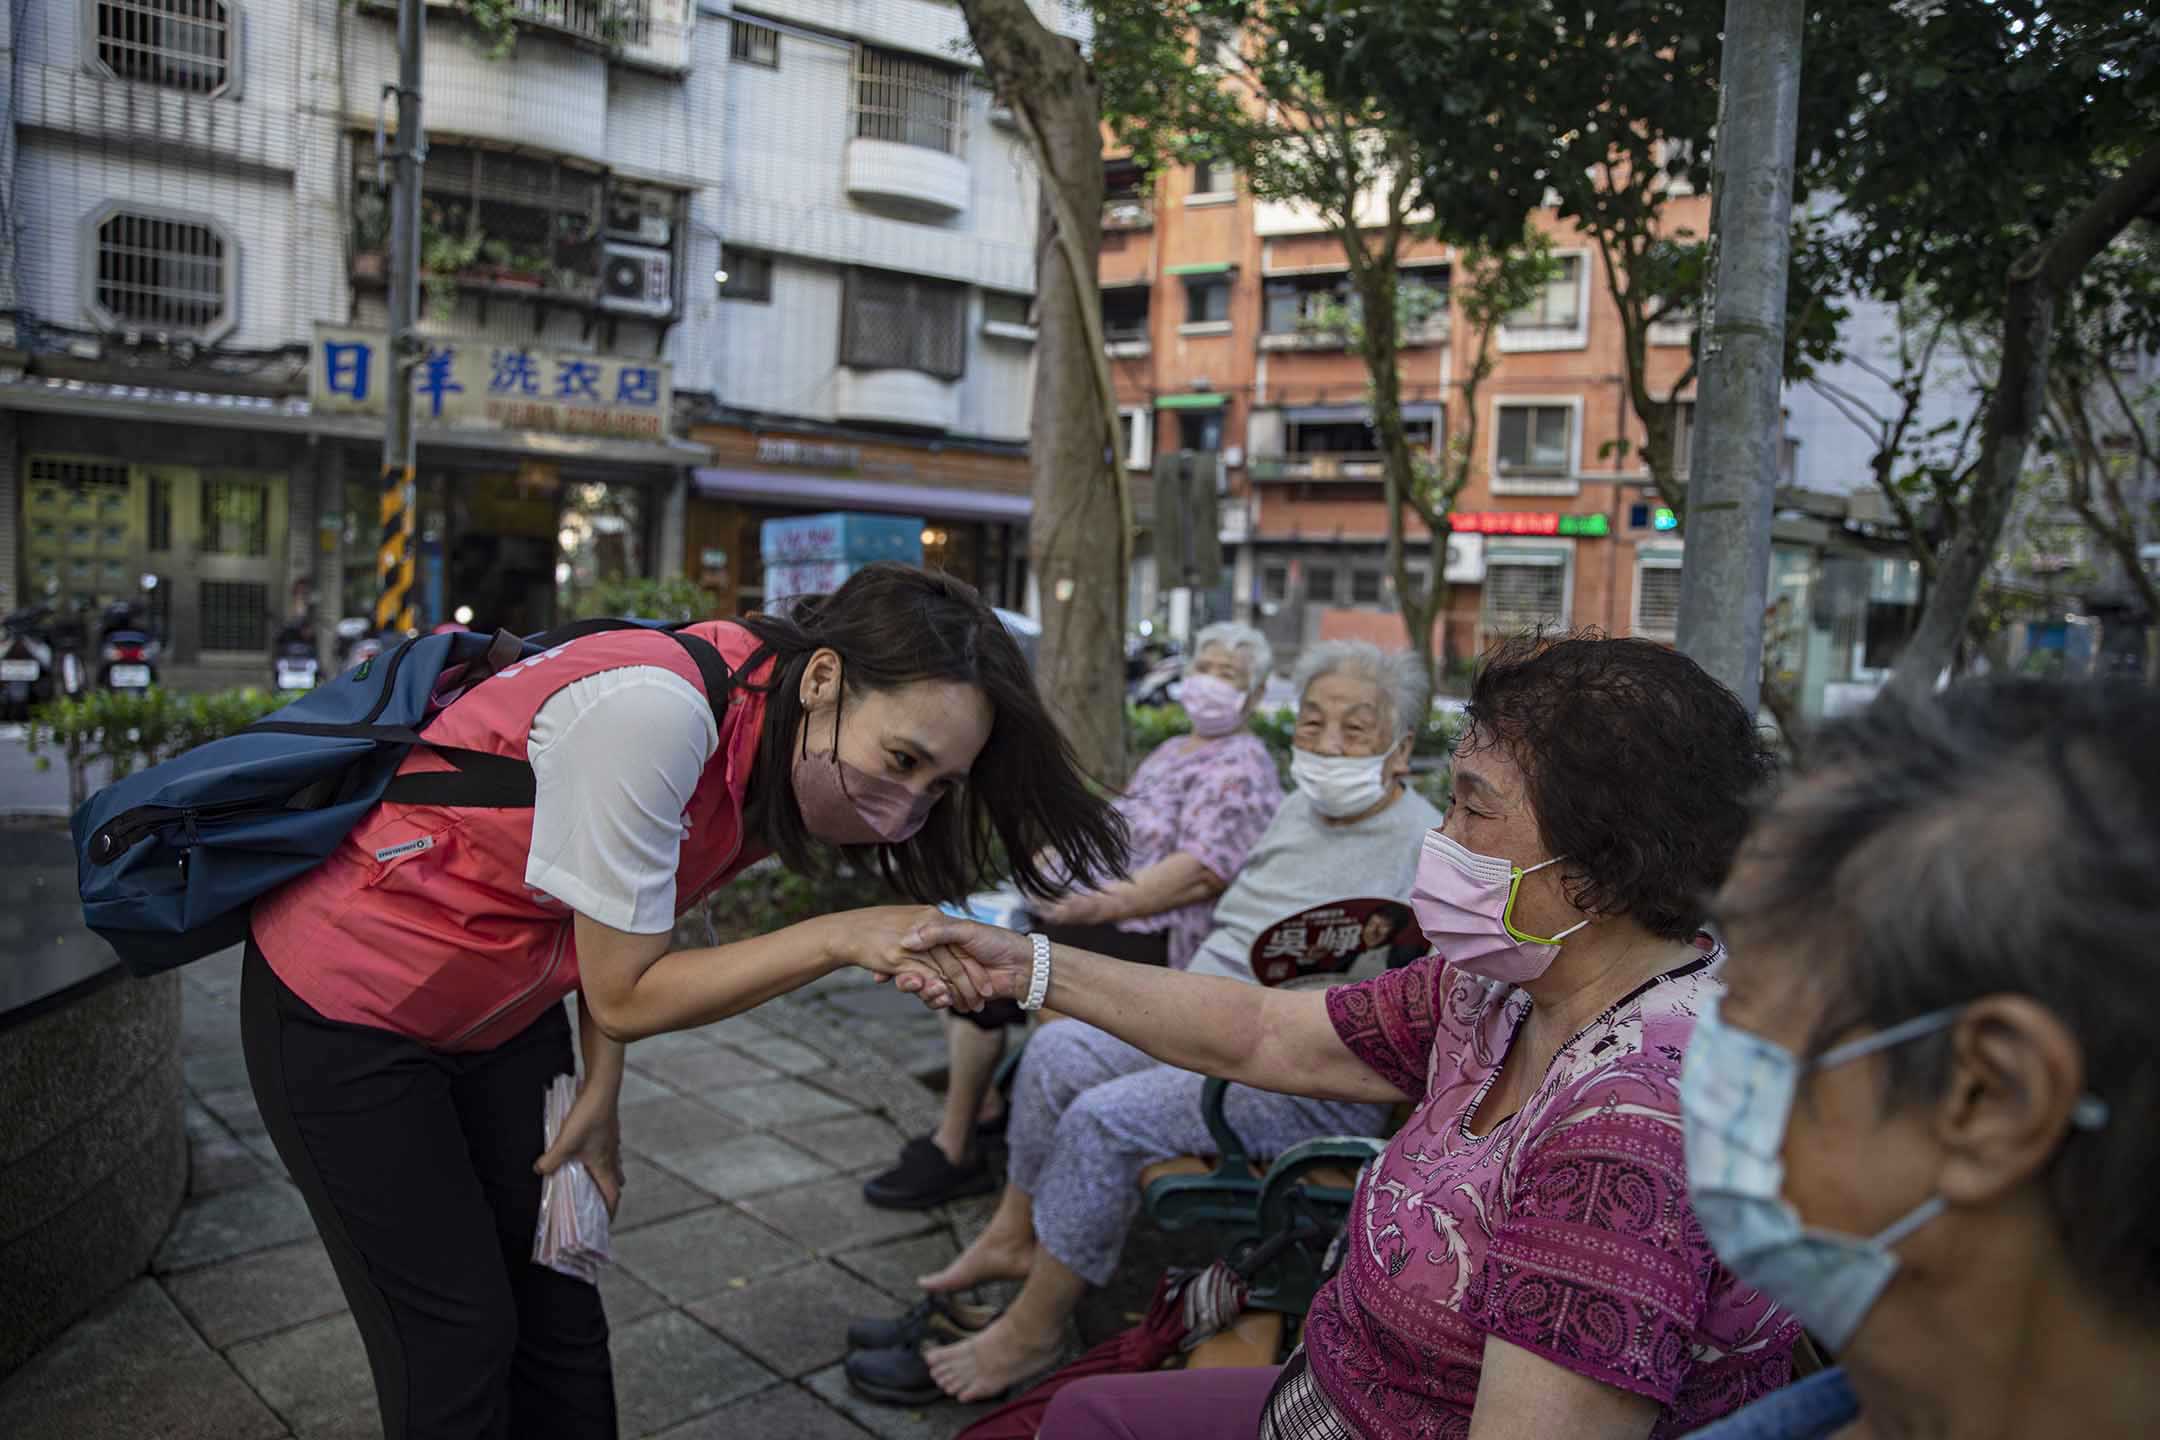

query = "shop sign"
[1451,510,1610,538]
[756,437,861,470]
[311,325,672,440]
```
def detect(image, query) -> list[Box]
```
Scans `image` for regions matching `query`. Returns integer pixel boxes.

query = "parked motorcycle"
[272,618,321,692]
[1127,649,1186,709]
[95,599,161,694]
[1,603,89,719]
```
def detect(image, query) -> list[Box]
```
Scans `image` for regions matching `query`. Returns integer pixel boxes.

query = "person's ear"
[1386,733,1415,782]
[1933,995,2088,1209]
[799,648,841,710]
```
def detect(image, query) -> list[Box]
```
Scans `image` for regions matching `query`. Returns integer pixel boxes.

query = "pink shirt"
[1301,951,1800,1439]
[1110,732,1282,968]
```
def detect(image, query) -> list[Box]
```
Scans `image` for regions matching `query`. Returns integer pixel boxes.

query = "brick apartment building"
[1101,150,1727,679]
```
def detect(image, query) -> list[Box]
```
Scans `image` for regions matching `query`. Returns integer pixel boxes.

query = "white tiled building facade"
[0,0,1072,677]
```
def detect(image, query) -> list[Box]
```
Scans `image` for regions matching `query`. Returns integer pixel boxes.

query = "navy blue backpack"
[72,618,738,977]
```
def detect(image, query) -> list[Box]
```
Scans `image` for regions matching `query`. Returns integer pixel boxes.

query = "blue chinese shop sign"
[311,325,672,440]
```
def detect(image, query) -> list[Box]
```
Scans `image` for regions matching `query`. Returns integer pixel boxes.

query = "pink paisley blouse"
[1301,950,1800,1440]
[1111,732,1283,968]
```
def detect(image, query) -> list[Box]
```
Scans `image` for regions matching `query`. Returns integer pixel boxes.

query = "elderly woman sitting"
[864,622,1284,1210]
[899,633,1799,1437]
[847,641,1442,1405]
[1679,678,2158,1440]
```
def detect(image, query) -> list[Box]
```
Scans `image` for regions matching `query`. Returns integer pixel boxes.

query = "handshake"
[831,907,1037,1014]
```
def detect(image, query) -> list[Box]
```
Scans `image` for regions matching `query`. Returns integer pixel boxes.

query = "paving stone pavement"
[0,948,1015,1438]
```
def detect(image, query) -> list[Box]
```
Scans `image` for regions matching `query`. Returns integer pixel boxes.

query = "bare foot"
[926,1316,1065,1403]
[918,1229,1035,1293]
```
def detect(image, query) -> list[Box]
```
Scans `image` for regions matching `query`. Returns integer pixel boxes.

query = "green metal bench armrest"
[1144,1076,1266,1232]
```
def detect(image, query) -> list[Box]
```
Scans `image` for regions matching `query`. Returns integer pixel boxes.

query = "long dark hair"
[736,563,1128,903]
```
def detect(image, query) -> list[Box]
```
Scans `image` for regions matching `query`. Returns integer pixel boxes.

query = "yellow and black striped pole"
[377,0,425,635]
[374,464,417,633]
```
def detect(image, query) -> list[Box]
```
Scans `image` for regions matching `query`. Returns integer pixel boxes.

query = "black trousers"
[241,942,616,1440]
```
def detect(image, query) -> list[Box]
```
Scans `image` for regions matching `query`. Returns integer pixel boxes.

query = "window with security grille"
[1506,255,1582,332]
[200,475,270,557]
[94,0,234,96]
[200,580,270,652]
[1496,404,1571,476]
[93,211,227,335]
[853,47,963,154]
[841,269,966,380]
[1635,561,1683,639]
[24,458,134,616]
[731,17,779,66]
[1481,561,1565,634]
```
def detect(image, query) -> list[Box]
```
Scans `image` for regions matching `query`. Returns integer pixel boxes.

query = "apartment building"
[1102,146,1719,675]
[683,2,1084,616]
[0,0,719,680]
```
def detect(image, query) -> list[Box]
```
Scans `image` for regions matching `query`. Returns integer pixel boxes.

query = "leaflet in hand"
[532,1073,612,1284]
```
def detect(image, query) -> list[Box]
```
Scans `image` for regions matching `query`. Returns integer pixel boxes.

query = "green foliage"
[1126,701,1460,788]
[26,687,301,810]
[571,576,720,624]
[462,0,640,58]
[695,857,899,947]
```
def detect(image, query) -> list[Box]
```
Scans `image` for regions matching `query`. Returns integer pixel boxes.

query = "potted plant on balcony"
[420,205,484,322]
[351,187,390,283]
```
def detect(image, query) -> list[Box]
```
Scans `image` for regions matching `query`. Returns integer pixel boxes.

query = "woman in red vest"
[242,563,1126,1440]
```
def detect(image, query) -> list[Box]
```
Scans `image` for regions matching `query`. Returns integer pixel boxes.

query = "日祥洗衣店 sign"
[309,325,673,440]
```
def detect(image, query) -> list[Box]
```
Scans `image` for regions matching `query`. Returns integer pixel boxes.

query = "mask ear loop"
[1501,857,1591,947]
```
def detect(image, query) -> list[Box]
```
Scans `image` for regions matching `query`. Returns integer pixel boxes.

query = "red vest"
[253,621,772,1051]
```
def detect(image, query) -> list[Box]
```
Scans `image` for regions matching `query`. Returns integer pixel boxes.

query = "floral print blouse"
[1296,950,1800,1439]
[1112,732,1283,968]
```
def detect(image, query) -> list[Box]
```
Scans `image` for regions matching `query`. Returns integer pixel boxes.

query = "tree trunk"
[957,0,1125,781]
[1887,142,2160,700]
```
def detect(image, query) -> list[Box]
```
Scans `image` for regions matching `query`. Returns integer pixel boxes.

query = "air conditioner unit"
[601,243,674,317]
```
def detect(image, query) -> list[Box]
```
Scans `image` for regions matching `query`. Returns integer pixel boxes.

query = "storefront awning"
[692,468,1032,521]
[1155,393,1226,411]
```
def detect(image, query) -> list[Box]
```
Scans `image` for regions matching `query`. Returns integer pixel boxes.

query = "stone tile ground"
[0,948,1029,1438]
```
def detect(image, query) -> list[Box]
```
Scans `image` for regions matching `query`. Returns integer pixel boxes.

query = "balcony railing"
[499,0,650,48]
[1250,452,1390,483]
[1104,198,1154,231]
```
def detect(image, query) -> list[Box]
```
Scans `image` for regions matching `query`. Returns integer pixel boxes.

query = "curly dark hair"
[1461,630,1776,939]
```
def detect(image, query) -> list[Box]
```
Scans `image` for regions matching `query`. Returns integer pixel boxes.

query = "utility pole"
[1672,0,1802,712]
[376,0,426,635]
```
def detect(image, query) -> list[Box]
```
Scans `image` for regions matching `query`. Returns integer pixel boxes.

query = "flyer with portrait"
[1248,898,1428,988]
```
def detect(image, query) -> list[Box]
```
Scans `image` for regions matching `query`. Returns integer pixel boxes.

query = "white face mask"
[1291,746,1393,819]
[1681,995,2109,1351]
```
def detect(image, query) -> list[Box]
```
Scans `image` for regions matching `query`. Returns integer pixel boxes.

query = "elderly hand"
[1037,890,1114,928]
[890,917,1032,1011]
[826,906,989,1013]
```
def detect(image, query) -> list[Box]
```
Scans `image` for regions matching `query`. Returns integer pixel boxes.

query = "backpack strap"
[525,618,739,726]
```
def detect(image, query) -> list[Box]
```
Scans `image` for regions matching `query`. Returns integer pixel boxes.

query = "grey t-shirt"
[1184,784,1444,984]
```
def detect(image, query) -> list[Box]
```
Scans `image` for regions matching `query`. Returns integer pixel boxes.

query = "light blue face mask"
[1680,993,2109,1352]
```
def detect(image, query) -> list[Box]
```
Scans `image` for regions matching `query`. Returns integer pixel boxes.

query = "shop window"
[200,475,269,557]
[1103,286,1151,345]
[842,268,966,380]
[1495,403,1573,480]
[853,45,964,155]
[1634,556,1683,641]
[90,208,230,338]
[200,579,270,652]
[1184,276,1231,327]
[93,0,236,97]
[730,17,779,67]
[1505,255,1584,334]
[1481,560,1566,635]
[720,250,773,303]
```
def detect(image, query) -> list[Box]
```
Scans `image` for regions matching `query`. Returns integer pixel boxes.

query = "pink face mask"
[792,689,938,847]
[1180,672,1248,737]
[1407,829,1588,985]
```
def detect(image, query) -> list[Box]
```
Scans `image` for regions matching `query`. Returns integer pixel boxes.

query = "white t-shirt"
[523,665,718,934]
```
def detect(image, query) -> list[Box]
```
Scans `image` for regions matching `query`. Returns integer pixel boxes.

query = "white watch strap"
[1019,932,1052,1011]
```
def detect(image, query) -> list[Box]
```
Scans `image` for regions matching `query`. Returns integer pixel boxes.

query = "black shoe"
[861,1136,996,1211]
[845,1343,945,1407]
[846,1293,997,1352]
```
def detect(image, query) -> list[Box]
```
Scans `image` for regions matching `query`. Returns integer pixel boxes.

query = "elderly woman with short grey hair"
[844,640,1442,1406]
[862,621,1286,1213]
